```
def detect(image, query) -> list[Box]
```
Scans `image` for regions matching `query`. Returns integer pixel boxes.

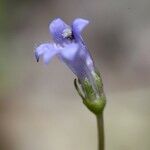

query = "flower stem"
[96,113,105,150]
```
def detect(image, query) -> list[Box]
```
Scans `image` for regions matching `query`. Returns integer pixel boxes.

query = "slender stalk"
[96,113,105,150]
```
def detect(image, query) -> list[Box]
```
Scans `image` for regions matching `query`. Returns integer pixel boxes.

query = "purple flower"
[35,18,98,94]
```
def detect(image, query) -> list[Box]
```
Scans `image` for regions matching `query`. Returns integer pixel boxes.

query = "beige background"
[0,0,150,149]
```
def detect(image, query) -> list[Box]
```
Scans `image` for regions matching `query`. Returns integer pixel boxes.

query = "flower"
[35,18,98,90]
[35,18,106,114]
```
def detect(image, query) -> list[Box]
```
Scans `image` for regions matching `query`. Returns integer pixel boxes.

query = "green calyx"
[83,96,106,115]
[74,72,106,115]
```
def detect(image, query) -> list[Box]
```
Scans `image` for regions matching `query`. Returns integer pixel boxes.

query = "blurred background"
[0,0,150,149]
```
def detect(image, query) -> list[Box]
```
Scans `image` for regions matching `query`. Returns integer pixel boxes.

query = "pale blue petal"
[72,18,89,33]
[49,18,69,44]
[59,43,79,60]
[58,42,94,81]
[35,43,59,64]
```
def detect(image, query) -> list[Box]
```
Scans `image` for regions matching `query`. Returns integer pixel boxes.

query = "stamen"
[62,28,74,40]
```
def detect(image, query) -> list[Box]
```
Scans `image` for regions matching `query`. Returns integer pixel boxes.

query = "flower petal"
[49,18,69,44]
[35,43,59,64]
[58,42,95,82]
[72,18,89,34]
[59,43,79,60]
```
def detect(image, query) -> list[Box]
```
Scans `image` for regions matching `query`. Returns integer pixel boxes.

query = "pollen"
[62,28,72,38]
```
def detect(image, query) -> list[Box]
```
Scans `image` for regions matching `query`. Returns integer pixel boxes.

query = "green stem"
[96,113,105,150]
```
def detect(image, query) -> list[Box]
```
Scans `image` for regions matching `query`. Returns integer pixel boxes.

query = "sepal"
[74,72,106,115]
[83,96,106,115]
[74,79,85,100]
